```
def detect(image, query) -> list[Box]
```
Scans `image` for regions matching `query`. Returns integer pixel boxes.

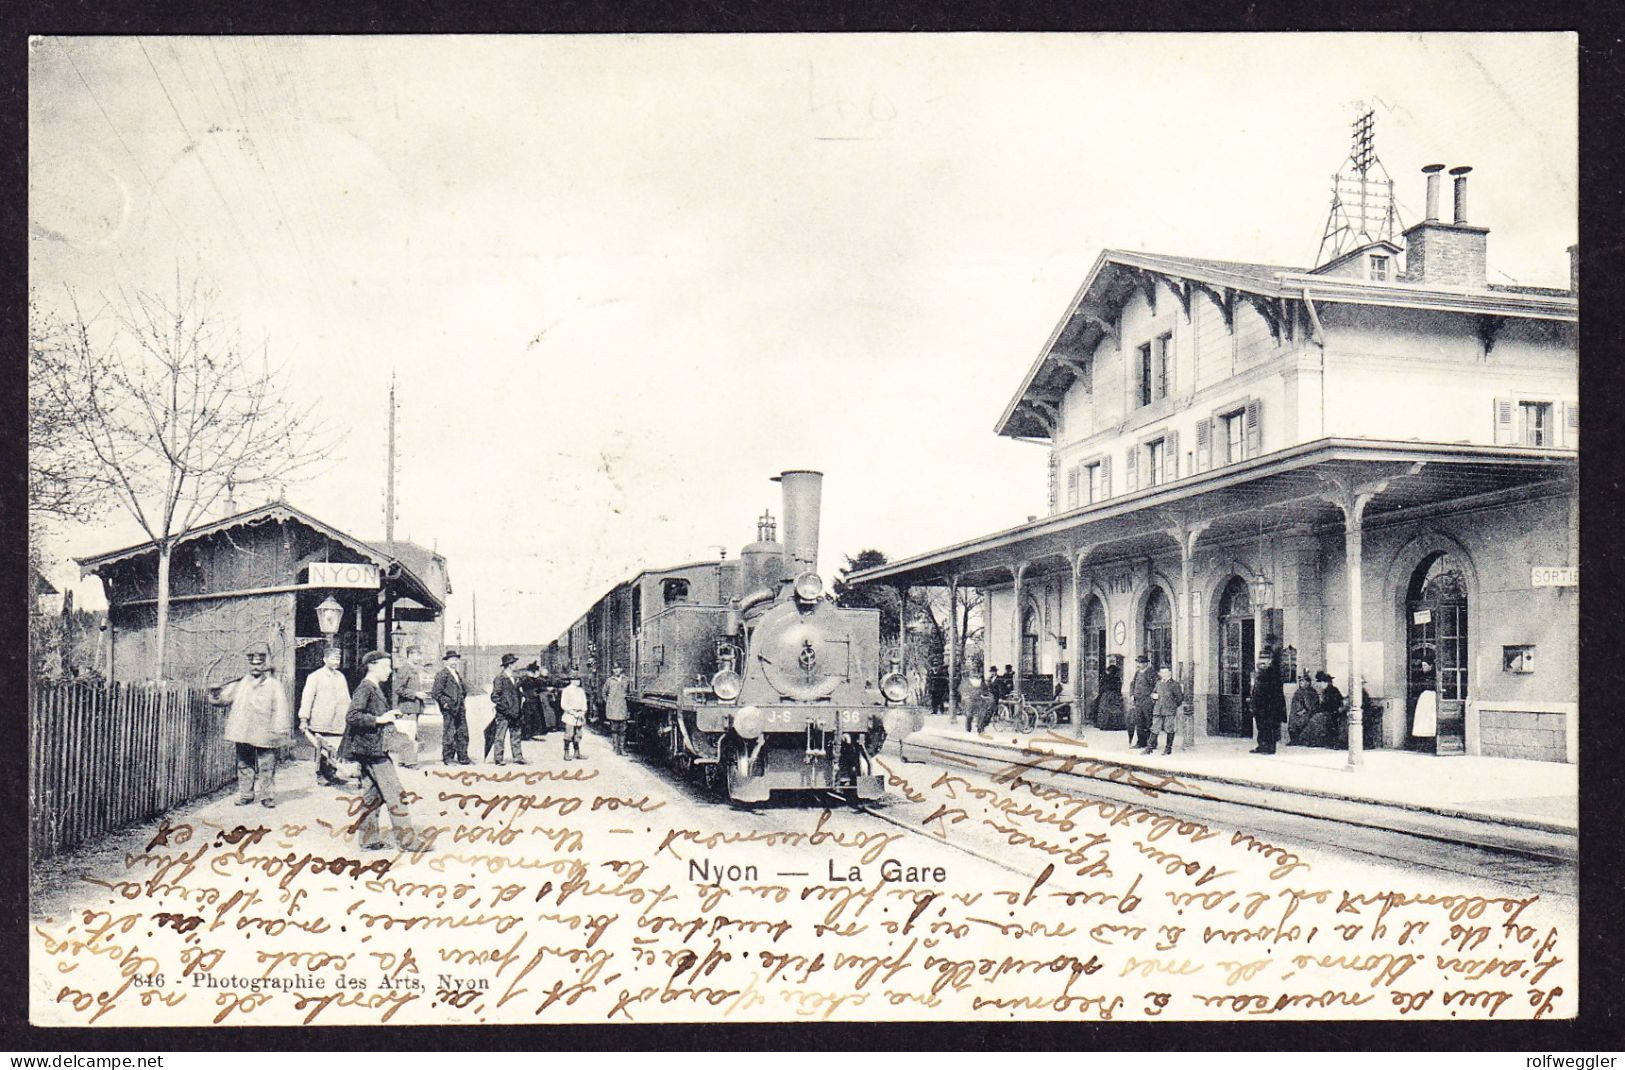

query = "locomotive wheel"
[723,741,759,808]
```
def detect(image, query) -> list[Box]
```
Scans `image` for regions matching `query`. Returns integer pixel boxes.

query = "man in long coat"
[487,653,526,765]
[1128,654,1156,749]
[431,650,471,766]
[602,665,630,755]
[1250,645,1287,755]
[212,641,293,808]
[390,646,430,768]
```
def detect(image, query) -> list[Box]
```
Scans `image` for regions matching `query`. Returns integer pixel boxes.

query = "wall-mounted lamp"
[315,595,344,638]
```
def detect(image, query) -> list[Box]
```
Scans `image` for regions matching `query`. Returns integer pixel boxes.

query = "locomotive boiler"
[552,469,924,803]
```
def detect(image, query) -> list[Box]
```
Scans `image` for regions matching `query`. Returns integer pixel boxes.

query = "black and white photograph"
[25,32,1579,1029]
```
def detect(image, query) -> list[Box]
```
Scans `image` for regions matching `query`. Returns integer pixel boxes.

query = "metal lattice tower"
[1315,107,1405,267]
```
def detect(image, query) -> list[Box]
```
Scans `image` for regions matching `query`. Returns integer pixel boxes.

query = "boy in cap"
[559,675,588,760]
[340,651,428,852]
[210,641,293,808]
[488,653,526,765]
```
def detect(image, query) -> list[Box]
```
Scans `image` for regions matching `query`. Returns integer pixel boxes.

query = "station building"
[79,500,449,704]
[852,167,1577,763]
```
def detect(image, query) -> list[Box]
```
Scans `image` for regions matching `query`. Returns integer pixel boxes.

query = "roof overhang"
[848,438,1575,589]
[77,501,445,613]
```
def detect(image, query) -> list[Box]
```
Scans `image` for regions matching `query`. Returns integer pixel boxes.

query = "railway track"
[860,731,1576,898]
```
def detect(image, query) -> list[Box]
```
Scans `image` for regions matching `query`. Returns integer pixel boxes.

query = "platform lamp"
[316,595,345,668]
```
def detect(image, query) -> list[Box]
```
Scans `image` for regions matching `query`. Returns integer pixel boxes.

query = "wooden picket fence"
[29,682,236,860]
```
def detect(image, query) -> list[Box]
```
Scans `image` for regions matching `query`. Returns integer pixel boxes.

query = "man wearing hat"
[602,665,630,755]
[1250,644,1287,755]
[340,651,426,851]
[431,650,471,766]
[299,645,356,787]
[487,653,526,765]
[1128,654,1157,749]
[210,641,294,808]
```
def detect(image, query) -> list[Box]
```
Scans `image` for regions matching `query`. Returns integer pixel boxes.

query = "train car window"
[663,578,690,605]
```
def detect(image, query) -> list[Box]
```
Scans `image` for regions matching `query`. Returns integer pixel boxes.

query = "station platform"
[903,714,1577,847]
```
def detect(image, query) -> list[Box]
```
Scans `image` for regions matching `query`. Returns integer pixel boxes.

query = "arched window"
[1143,587,1173,672]
[1020,603,1041,676]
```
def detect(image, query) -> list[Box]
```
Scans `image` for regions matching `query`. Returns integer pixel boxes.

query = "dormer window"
[1371,255,1390,281]
[1136,332,1173,408]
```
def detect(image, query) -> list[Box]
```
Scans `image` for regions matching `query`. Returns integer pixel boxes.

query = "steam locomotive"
[545,470,924,803]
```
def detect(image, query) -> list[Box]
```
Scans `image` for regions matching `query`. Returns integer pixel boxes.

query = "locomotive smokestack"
[773,469,823,576]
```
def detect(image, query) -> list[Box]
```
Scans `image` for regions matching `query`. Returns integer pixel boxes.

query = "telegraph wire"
[134,38,268,289]
[56,40,202,265]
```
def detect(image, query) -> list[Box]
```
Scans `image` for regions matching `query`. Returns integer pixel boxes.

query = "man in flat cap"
[210,640,294,808]
[340,650,428,852]
[431,650,471,766]
[487,653,526,765]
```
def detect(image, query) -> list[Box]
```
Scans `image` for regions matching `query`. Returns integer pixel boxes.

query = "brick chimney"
[1400,164,1489,287]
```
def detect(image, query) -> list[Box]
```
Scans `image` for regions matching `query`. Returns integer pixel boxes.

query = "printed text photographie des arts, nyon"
[27,34,1577,1027]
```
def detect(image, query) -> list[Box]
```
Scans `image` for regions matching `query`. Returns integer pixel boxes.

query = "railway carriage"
[548,470,923,802]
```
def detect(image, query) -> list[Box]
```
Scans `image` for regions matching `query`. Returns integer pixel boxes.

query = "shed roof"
[77,500,445,612]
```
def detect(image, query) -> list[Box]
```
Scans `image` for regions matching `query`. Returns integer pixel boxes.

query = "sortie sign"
[1531,566,1578,588]
[305,561,381,589]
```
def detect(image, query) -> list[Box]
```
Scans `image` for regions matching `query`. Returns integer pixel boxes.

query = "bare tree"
[29,300,110,525]
[33,275,333,681]
[920,584,984,683]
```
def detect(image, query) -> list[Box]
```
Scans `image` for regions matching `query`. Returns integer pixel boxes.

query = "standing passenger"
[488,653,527,765]
[1287,672,1317,746]
[431,650,471,766]
[390,646,431,769]
[519,663,545,740]
[602,665,630,755]
[1250,645,1286,755]
[1128,654,1156,749]
[211,642,293,809]
[1093,658,1126,735]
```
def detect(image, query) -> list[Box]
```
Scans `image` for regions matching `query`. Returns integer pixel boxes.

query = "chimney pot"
[1422,164,1445,222]
[1449,165,1472,224]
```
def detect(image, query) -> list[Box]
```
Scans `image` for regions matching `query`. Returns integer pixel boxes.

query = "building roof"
[77,500,444,612]
[995,247,1578,440]
[363,538,451,596]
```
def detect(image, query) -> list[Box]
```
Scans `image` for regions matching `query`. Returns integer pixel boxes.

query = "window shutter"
[1166,429,1180,480]
[1125,445,1139,492]
[1244,398,1263,458]
[1165,335,1176,398]
[1067,466,1080,508]
[1491,397,1515,444]
[1563,401,1579,448]
[1100,455,1112,498]
[1195,417,1213,472]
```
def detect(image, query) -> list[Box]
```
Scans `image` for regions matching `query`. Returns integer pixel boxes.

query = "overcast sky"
[29,33,1577,643]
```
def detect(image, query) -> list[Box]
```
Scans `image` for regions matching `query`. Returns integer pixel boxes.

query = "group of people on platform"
[209,641,630,856]
[941,645,1358,756]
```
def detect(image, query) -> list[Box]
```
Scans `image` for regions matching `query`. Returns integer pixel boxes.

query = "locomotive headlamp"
[879,671,910,704]
[793,571,824,602]
[733,705,764,740]
[710,668,742,702]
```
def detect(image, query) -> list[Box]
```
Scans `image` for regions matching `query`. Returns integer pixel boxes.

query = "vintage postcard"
[26,33,1578,1027]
